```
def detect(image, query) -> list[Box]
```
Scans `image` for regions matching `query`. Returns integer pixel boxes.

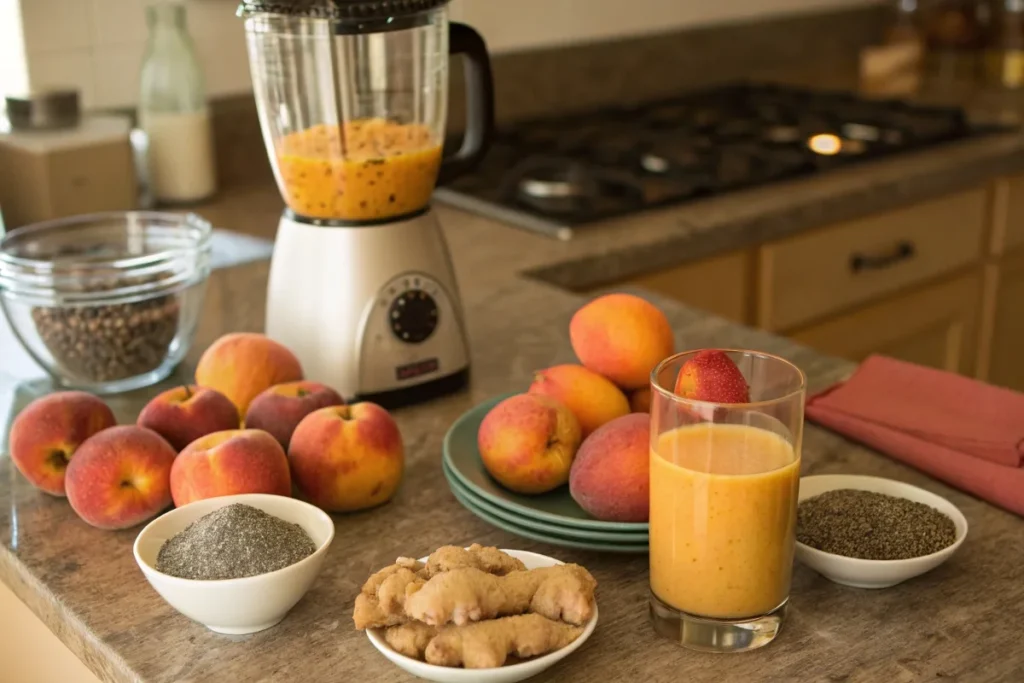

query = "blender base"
[264,207,471,406]
[357,366,470,410]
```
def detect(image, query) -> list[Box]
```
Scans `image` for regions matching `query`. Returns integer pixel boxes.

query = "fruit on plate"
[527,364,629,437]
[288,403,404,512]
[194,332,304,414]
[136,385,240,452]
[674,349,750,403]
[569,293,674,390]
[65,425,176,530]
[9,391,117,496]
[569,413,650,522]
[170,429,292,507]
[628,387,652,413]
[245,380,345,450]
[477,393,582,495]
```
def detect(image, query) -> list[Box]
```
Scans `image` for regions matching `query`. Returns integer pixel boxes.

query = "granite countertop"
[3,77,1024,683]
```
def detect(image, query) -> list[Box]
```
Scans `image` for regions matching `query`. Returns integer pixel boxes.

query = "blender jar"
[239,0,493,222]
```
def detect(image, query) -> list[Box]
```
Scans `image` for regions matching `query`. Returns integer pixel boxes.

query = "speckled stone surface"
[3,180,1024,682]
[5,24,1024,683]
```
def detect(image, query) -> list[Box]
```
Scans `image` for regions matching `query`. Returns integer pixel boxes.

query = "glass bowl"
[0,211,212,394]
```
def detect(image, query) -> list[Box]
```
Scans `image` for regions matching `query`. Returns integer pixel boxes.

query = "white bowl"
[366,549,598,683]
[133,493,335,634]
[795,474,968,589]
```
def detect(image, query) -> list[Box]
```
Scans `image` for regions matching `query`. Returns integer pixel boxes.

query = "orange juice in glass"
[649,349,805,652]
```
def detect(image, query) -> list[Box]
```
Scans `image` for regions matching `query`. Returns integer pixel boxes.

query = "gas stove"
[434,82,1000,240]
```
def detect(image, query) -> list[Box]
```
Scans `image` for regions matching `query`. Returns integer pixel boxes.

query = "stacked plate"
[442,395,648,553]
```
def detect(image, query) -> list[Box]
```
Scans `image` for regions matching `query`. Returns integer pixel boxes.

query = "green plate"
[447,477,648,554]
[443,462,649,543]
[443,394,649,533]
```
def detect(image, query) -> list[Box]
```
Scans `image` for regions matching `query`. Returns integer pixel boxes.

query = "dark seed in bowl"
[156,504,316,580]
[31,279,180,383]
[797,489,956,560]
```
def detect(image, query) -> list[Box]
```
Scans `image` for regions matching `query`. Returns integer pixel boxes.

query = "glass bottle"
[138,1,217,204]
[986,0,1024,87]
[886,0,923,45]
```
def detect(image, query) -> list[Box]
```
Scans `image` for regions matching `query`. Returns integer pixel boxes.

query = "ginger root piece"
[353,545,529,629]
[405,564,597,627]
[384,622,439,659]
[353,565,427,629]
[424,543,526,577]
[425,614,584,669]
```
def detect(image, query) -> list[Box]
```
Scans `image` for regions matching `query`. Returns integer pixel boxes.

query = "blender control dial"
[389,289,439,344]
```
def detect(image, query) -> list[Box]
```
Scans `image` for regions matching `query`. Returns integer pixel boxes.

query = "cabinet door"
[983,249,1024,390]
[758,188,987,331]
[991,173,1024,255]
[625,250,752,324]
[789,273,982,375]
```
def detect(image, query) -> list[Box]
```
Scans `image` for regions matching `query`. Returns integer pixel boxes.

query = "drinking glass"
[649,349,806,652]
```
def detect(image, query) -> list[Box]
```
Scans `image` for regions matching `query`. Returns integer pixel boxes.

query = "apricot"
[569,293,674,390]
[288,403,404,512]
[65,426,176,530]
[477,393,582,495]
[137,385,240,452]
[629,387,652,413]
[569,413,650,522]
[9,391,116,496]
[170,429,292,507]
[194,333,304,414]
[528,364,629,437]
[245,381,344,450]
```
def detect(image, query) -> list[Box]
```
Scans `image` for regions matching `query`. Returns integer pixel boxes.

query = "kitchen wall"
[7,0,881,111]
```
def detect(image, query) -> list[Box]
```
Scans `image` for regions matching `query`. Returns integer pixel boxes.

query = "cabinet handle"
[849,241,916,273]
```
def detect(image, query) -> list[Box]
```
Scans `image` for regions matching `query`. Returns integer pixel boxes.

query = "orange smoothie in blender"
[649,423,800,619]
[276,119,443,221]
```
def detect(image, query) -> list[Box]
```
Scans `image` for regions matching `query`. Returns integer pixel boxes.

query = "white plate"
[795,474,968,589]
[366,549,598,683]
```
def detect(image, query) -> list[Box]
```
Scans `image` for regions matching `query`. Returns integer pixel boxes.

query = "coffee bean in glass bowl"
[0,212,212,394]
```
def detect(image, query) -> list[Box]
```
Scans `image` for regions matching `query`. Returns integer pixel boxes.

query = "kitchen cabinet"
[0,579,100,683]
[758,188,987,331]
[990,173,1024,255]
[625,249,753,324]
[980,248,1024,391]
[603,178,1024,380]
[788,272,982,374]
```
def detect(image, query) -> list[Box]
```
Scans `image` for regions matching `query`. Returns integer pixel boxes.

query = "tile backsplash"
[20,0,249,110]
[12,0,877,111]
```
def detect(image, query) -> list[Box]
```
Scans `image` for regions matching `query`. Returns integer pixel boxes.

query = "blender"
[238,0,493,407]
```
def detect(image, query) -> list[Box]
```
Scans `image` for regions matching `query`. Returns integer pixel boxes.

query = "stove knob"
[389,289,438,344]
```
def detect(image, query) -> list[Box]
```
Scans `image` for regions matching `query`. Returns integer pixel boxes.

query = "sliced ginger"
[355,544,597,669]
[385,614,583,668]
[406,565,597,626]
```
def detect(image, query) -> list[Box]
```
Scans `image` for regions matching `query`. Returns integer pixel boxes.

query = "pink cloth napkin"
[806,354,1024,517]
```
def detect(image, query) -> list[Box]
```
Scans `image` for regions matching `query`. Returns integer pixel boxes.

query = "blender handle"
[438,23,495,186]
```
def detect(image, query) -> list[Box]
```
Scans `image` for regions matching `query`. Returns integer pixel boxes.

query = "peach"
[245,381,344,450]
[9,391,116,497]
[569,413,650,522]
[675,349,750,403]
[170,429,292,507]
[528,364,629,437]
[136,385,240,452]
[194,332,304,414]
[477,393,582,495]
[65,426,176,530]
[569,293,674,390]
[629,387,652,414]
[288,403,404,512]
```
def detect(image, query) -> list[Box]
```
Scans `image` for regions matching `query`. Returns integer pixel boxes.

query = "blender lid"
[237,0,451,20]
